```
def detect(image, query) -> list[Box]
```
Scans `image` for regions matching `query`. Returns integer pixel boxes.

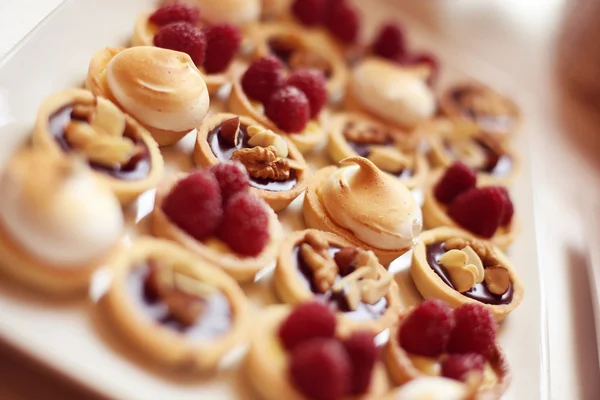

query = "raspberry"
[278,302,336,350]
[292,0,327,26]
[290,339,351,400]
[372,22,406,61]
[341,331,377,395]
[447,187,505,238]
[207,162,249,203]
[405,52,440,86]
[326,1,360,44]
[441,353,485,382]
[241,56,286,104]
[162,171,223,241]
[218,192,270,256]
[154,22,206,66]
[149,3,200,27]
[399,299,455,357]
[286,69,327,119]
[265,86,311,133]
[448,303,497,358]
[434,162,477,204]
[202,24,242,74]
[497,187,514,226]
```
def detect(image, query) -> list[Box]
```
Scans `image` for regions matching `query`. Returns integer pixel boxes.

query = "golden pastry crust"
[245,306,390,400]
[152,174,283,282]
[100,237,249,371]
[422,170,520,250]
[227,78,328,153]
[303,166,412,265]
[194,113,309,211]
[440,83,521,139]
[85,47,194,146]
[274,229,404,334]
[410,227,524,322]
[327,112,428,191]
[385,315,511,400]
[32,88,164,206]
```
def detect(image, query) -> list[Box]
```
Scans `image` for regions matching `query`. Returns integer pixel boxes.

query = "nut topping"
[444,238,499,267]
[439,246,485,293]
[220,117,240,146]
[232,146,291,181]
[288,49,331,74]
[334,247,359,276]
[458,88,512,117]
[247,126,289,158]
[305,231,329,252]
[484,266,511,295]
[344,121,390,145]
[300,243,337,293]
[367,145,412,173]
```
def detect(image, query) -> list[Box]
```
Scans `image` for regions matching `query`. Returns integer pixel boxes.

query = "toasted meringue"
[388,377,469,400]
[321,157,422,250]
[106,46,210,133]
[188,0,260,25]
[0,150,123,266]
[348,58,435,128]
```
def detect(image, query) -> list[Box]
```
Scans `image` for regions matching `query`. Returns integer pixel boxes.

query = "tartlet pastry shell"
[100,237,249,371]
[245,306,390,400]
[303,166,412,265]
[152,174,284,282]
[32,88,164,206]
[411,227,524,322]
[422,170,521,250]
[194,113,309,211]
[274,229,404,334]
[385,315,511,400]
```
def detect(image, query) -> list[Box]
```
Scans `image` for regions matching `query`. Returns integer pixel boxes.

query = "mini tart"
[440,83,521,139]
[100,237,249,371]
[327,112,428,191]
[152,174,283,282]
[424,118,520,186]
[303,166,413,265]
[422,170,520,250]
[32,88,163,206]
[131,9,245,95]
[245,306,390,400]
[194,113,308,211]
[249,22,348,101]
[274,230,403,334]
[227,77,328,153]
[385,313,510,400]
[411,227,524,322]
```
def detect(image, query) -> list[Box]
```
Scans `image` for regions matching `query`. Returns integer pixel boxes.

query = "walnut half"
[232,146,291,181]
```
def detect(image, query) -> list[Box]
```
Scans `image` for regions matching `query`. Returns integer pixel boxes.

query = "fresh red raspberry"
[292,0,327,26]
[290,338,351,400]
[149,3,200,26]
[286,69,327,119]
[207,162,249,203]
[326,1,360,44]
[447,187,505,238]
[162,171,223,241]
[278,302,337,350]
[399,299,455,357]
[448,303,497,358]
[265,86,311,133]
[372,22,406,61]
[441,353,485,382]
[202,24,242,74]
[341,331,377,395]
[434,162,477,204]
[497,187,514,226]
[154,22,206,66]
[241,56,286,104]
[405,51,440,86]
[218,192,270,256]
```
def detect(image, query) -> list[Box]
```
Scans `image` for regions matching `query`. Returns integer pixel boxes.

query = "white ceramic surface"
[0,0,547,399]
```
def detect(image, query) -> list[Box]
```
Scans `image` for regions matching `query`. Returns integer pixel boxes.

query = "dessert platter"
[0,0,546,399]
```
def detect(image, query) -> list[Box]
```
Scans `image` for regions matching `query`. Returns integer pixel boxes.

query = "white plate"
[0,0,547,399]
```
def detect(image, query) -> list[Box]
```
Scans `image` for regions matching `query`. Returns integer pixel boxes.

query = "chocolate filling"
[207,123,298,192]
[450,88,515,134]
[425,241,513,305]
[49,105,151,181]
[292,245,388,321]
[128,264,232,338]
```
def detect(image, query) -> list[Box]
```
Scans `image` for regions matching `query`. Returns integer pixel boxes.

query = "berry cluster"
[241,57,327,133]
[434,162,515,238]
[399,300,496,382]
[162,162,270,256]
[150,3,241,73]
[278,302,378,399]
[291,0,361,44]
